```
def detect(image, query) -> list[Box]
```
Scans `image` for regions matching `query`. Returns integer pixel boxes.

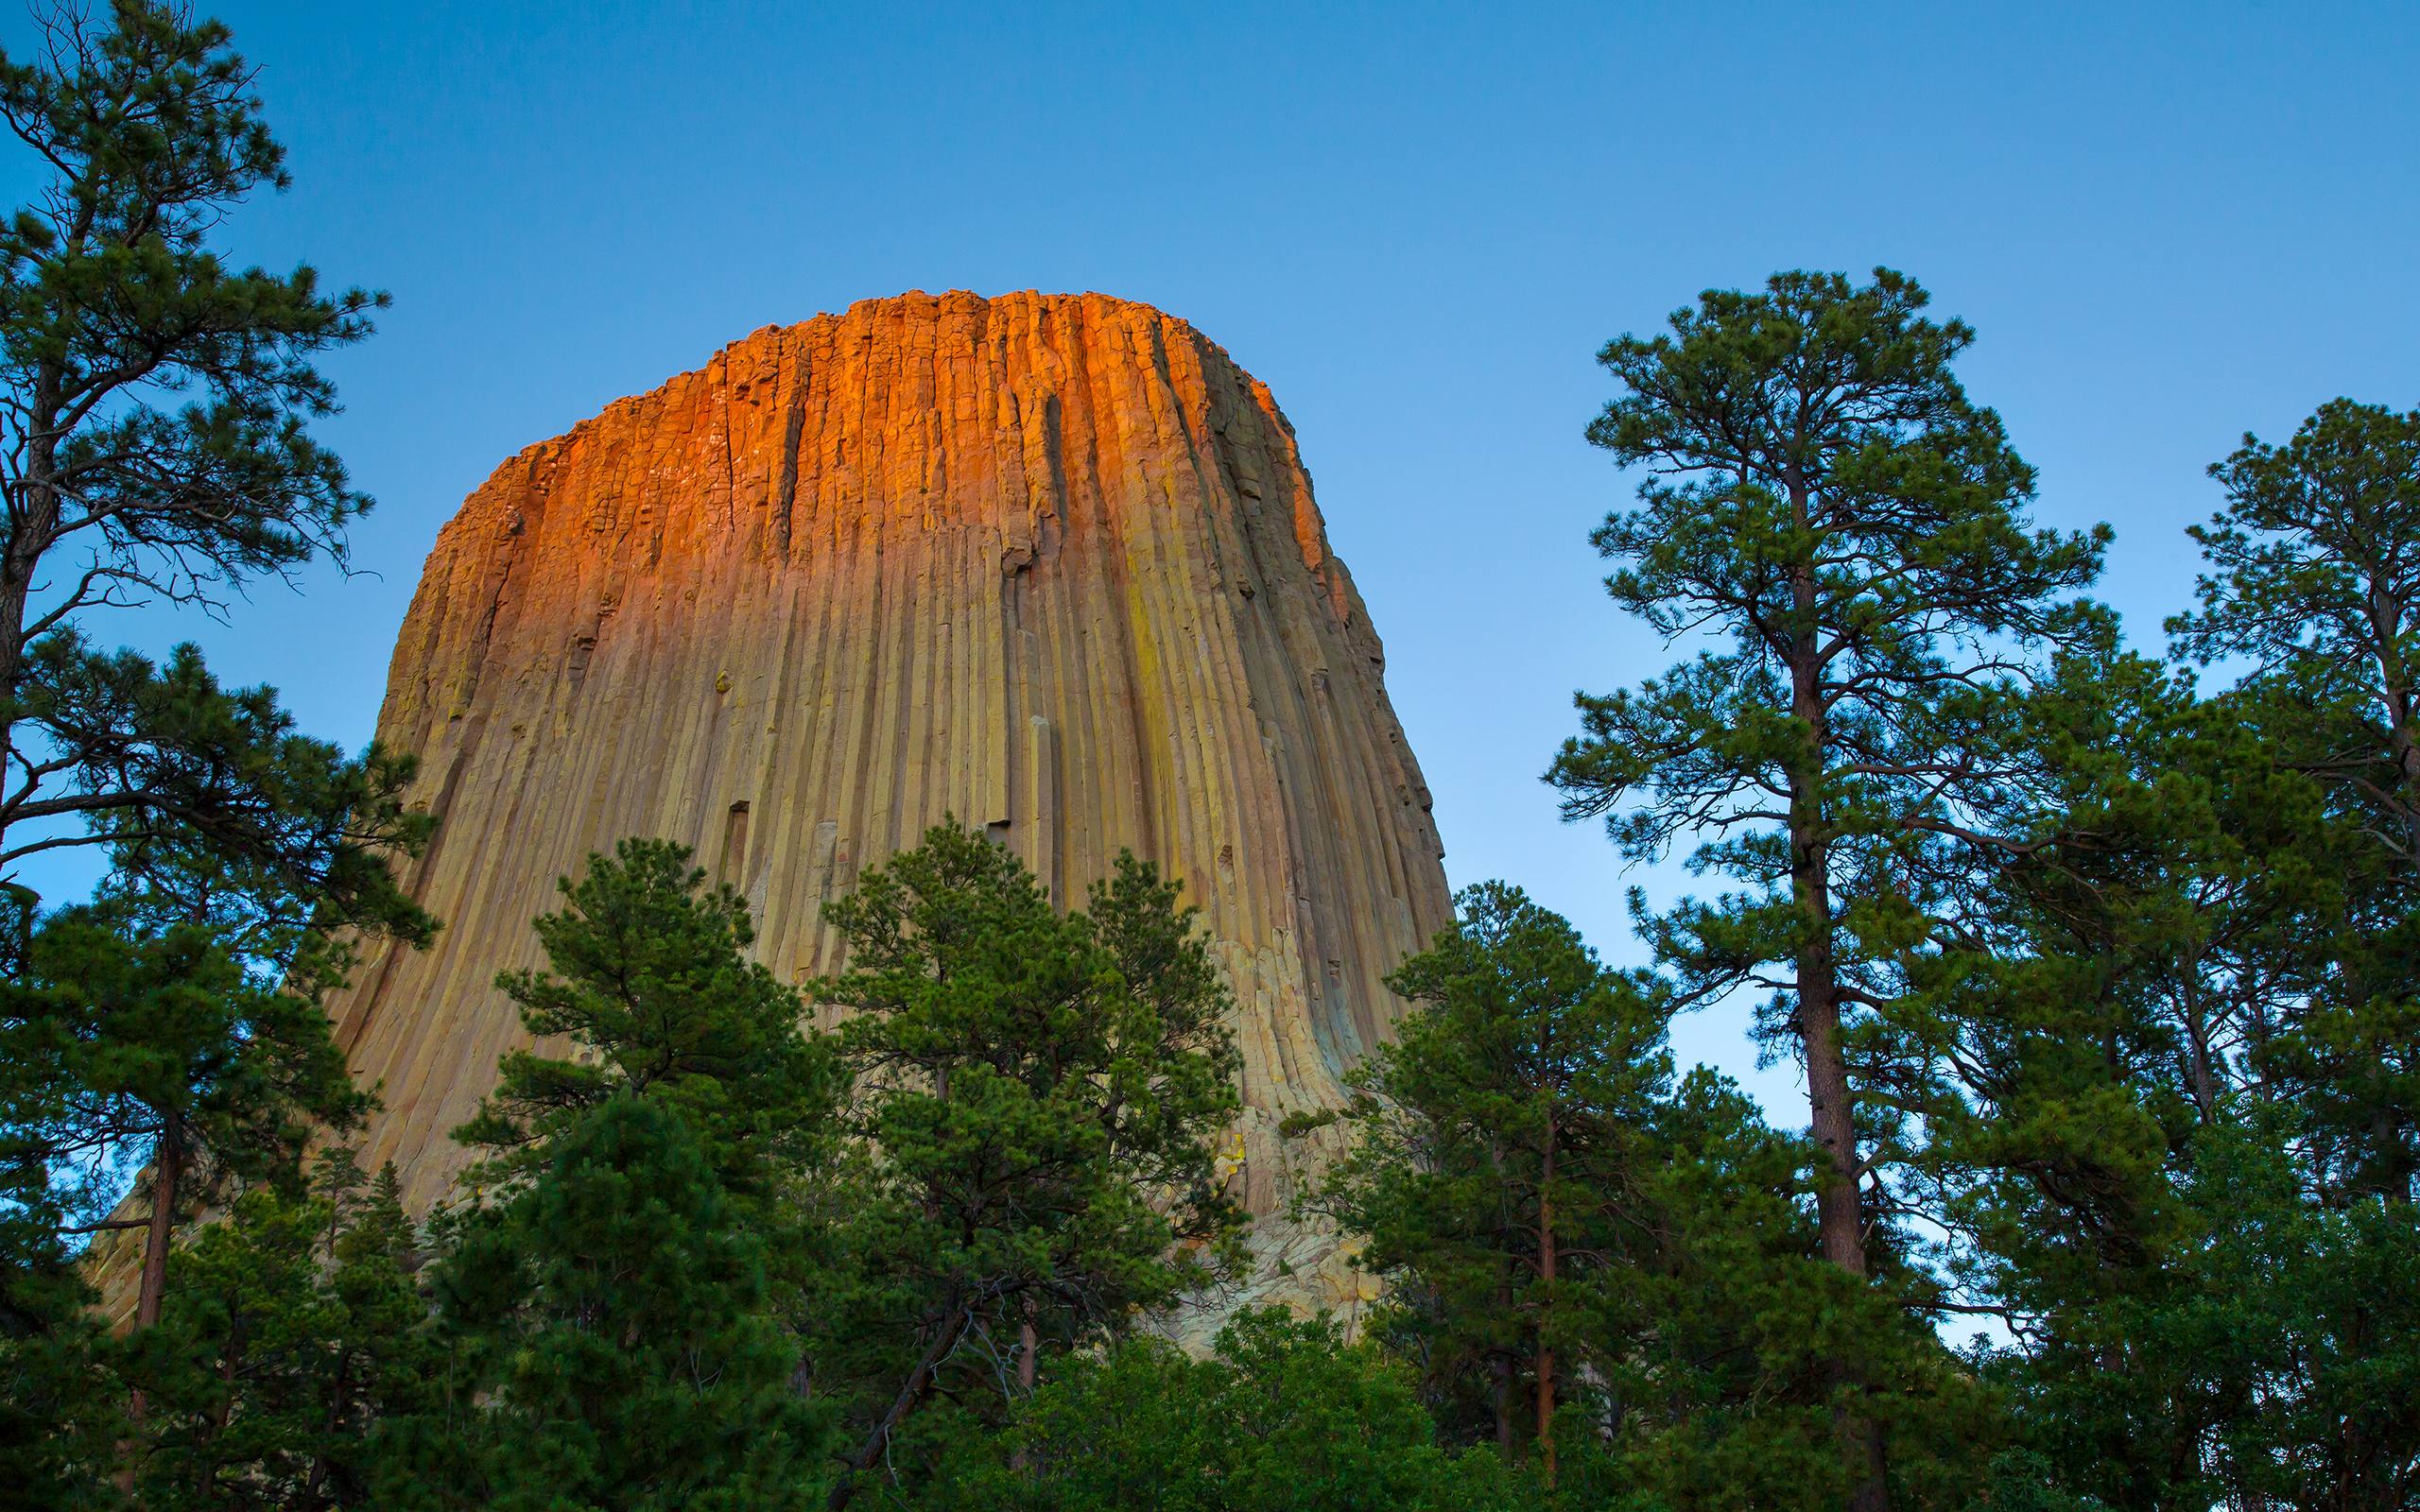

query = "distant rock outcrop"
[328,290,1451,1317]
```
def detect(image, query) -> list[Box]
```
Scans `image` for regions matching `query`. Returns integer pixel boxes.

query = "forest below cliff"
[2,7,2416,1512]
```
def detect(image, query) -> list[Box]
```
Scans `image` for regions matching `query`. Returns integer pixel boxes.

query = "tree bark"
[0,368,63,850]
[1786,487,1890,1512]
[1535,1106,1558,1489]
[2364,578,2420,870]
[1009,1296,1040,1474]
[1786,577,1866,1281]
[2392,710,2420,859]
[1017,1295,1039,1393]
[133,1117,184,1333]
[126,1114,185,1429]
[2182,964,2221,1125]
[827,1300,973,1512]
[1492,1349,1513,1459]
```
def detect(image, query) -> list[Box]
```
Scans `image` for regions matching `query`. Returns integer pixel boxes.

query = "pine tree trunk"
[828,1300,973,1512]
[1017,1296,1038,1393]
[2182,964,2221,1125]
[1535,1107,1557,1489]
[2394,708,2420,869]
[1492,1150,1516,1459]
[1492,1337,1513,1458]
[304,1348,351,1506]
[1787,495,1891,1512]
[1786,548,1866,1285]
[0,559,27,727]
[2364,580,2420,871]
[133,1118,183,1333]
[2360,588,2418,1205]
[0,394,56,850]
[127,1115,185,1429]
[1797,883,1892,1512]
[1010,1296,1040,1474]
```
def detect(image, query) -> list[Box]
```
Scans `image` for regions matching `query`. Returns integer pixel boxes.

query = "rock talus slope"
[334,290,1451,1314]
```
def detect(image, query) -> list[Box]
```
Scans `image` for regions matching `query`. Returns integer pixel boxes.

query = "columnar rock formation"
[329,290,1451,1312]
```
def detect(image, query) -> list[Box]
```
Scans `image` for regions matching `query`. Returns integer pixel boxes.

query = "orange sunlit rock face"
[332,290,1450,1320]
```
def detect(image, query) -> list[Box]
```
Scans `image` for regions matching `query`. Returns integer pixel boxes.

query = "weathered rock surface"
[326,290,1449,1316]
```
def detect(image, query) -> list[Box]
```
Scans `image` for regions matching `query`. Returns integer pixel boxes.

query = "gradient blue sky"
[7,1,2415,1112]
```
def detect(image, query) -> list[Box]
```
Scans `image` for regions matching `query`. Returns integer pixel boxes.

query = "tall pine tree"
[130,1151,432,1511]
[1547,268,2105,1509]
[391,839,839,1510]
[2170,397,2420,1203]
[809,824,1241,1509]
[0,0,430,1428]
[1317,882,1670,1484]
[449,836,838,1209]
[0,1,418,905]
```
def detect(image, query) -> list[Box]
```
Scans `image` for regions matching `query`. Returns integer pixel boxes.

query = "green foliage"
[0,758,425,1468]
[1548,264,2104,1084]
[918,1308,1521,1512]
[352,837,850,1508]
[1993,1115,2420,1510]
[807,822,1242,1503]
[2170,397,2420,1202]
[0,0,432,1352]
[401,1096,827,1512]
[7,906,366,1217]
[1564,1067,2002,1512]
[1884,523,2420,1503]
[0,894,373,1359]
[0,1,419,899]
[1549,267,2104,1505]
[0,9,432,1494]
[1327,885,1993,1508]
[0,1259,122,1512]
[381,839,842,1507]
[128,1152,431,1511]
[47,637,435,982]
[1321,883,1671,1472]
[451,836,838,1207]
[2171,398,2420,861]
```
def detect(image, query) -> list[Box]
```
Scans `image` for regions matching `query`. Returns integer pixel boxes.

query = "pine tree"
[808,823,1242,1509]
[1322,885,1989,1507]
[2169,397,2420,1204]
[0,2,422,905]
[1886,643,2286,1505]
[378,837,839,1508]
[3,902,369,1340]
[2173,398,2420,871]
[450,836,838,1208]
[411,1097,824,1512]
[130,1151,432,1511]
[0,4,431,1440]
[1316,882,1669,1483]
[0,1207,122,1510]
[1547,268,2105,1509]
[1889,628,2420,1506]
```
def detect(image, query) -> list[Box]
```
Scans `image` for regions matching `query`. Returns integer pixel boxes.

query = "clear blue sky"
[8,1,2415,1113]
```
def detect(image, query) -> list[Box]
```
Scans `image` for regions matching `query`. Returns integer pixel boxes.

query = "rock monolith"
[327,290,1450,1315]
